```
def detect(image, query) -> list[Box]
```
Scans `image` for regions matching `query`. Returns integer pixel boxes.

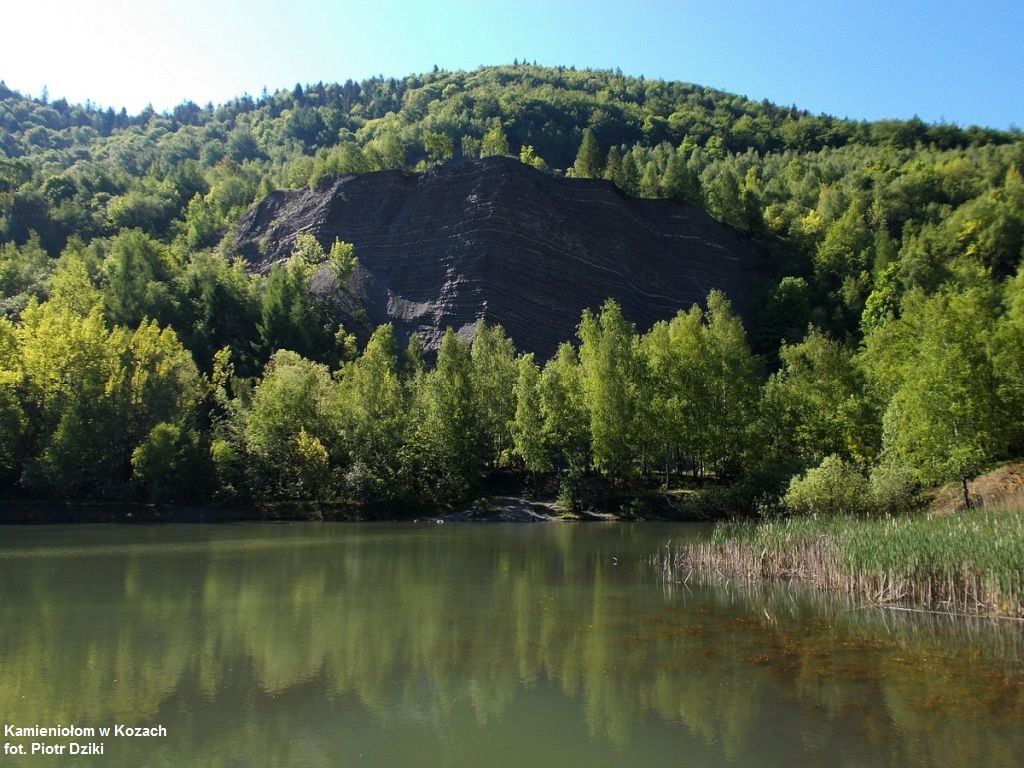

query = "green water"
[0,522,1021,767]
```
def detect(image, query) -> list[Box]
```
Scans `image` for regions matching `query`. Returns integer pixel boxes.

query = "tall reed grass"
[659,506,1024,619]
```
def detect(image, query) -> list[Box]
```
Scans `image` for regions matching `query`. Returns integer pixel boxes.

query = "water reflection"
[0,523,1021,767]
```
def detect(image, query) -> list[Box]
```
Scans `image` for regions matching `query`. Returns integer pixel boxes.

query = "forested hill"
[1,65,1022,509]
[234,155,761,357]
[2,63,1021,350]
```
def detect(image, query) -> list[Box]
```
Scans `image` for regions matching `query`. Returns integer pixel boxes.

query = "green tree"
[699,292,759,479]
[0,233,51,319]
[603,146,622,185]
[242,349,340,499]
[101,228,180,329]
[783,454,872,516]
[461,135,482,159]
[422,131,454,165]
[578,300,644,479]
[17,301,202,499]
[336,324,405,502]
[661,150,701,204]
[511,353,549,474]
[257,251,335,363]
[878,285,1007,508]
[519,145,548,171]
[815,197,874,334]
[177,251,261,374]
[405,329,479,503]
[470,320,518,466]
[328,239,357,284]
[365,127,406,170]
[762,328,878,466]
[481,119,510,157]
[572,128,603,179]
[0,317,25,486]
[18,304,128,496]
[995,267,1024,453]
[131,421,205,503]
[539,342,589,472]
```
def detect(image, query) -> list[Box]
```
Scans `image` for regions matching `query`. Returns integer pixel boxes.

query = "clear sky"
[3,0,1022,129]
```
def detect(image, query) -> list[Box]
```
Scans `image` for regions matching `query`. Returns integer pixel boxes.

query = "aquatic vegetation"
[660,508,1024,618]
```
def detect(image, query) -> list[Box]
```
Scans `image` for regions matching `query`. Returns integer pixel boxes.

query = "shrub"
[868,460,921,515]
[783,455,872,516]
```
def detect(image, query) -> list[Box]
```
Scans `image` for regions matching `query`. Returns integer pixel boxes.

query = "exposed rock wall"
[235,156,761,358]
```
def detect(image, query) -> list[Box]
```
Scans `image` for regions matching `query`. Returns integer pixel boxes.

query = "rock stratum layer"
[235,156,761,358]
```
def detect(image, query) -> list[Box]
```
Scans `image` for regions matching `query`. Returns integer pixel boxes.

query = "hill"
[234,156,761,356]
[0,64,1022,509]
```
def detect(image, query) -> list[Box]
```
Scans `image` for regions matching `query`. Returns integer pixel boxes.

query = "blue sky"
[3,0,1022,129]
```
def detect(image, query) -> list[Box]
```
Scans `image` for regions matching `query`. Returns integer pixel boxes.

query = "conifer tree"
[572,128,603,178]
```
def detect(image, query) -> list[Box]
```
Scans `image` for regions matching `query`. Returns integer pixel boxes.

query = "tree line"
[1,227,1021,510]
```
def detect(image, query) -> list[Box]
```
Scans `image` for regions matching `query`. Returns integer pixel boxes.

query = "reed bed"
[658,507,1024,619]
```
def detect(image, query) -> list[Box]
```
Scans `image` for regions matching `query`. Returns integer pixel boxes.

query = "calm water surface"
[0,522,1021,767]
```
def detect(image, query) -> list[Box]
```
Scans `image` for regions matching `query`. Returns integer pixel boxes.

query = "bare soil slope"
[927,460,1024,515]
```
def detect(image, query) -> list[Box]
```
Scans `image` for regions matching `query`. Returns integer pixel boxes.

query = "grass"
[659,504,1024,619]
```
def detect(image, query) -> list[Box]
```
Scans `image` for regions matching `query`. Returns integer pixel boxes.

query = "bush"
[784,455,872,516]
[555,471,583,514]
[868,460,921,515]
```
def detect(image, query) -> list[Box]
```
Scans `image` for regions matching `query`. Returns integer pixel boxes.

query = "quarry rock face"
[234,156,761,358]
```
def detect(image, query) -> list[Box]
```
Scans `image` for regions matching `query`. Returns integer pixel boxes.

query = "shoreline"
[0,496,651,525]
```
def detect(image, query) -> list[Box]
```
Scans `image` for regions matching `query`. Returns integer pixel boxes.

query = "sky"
[3,0,1022,129]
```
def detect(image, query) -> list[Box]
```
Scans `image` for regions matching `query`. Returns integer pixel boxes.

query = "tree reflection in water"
[0,523,1021,767]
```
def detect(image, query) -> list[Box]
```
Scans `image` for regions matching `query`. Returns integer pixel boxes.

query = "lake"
[0,522,1021,767]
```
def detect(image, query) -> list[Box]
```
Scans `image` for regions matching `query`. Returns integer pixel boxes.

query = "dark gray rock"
[234,156,762,358]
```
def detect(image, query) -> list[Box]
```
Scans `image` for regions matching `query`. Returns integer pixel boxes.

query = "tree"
[641,305,713,480]
[328,239,357,284]
[242,350,340,499]
[519,145,548,171]
[18,304,128,497]
[336,324,405,501]
[177,251,261,375]
[470,320,517,466]
[404,329,480,502]
[572,128,602,178]
[422,131,454,165]
[578,300,644,479]
[603,146,622,185]
[815,197,874,334]
[539,343,589,472]
[652,293,759,481]
[639,161,660,198]
[879,285,1007,508]
[131,421,205,503]
[461,135,482,159]
[16,301,203,500]
[783,454,872,516]
[762,328,878,466]
[661,150,701,204]
[700,291,759,478]
[365,127,405,170]
[0,317,25,487]
[639,319,684,484]
[511,354,549,474]
[257,250,335,363]
[101,228,180,329]
[481,119,510,157]
[995,267,1024,453]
